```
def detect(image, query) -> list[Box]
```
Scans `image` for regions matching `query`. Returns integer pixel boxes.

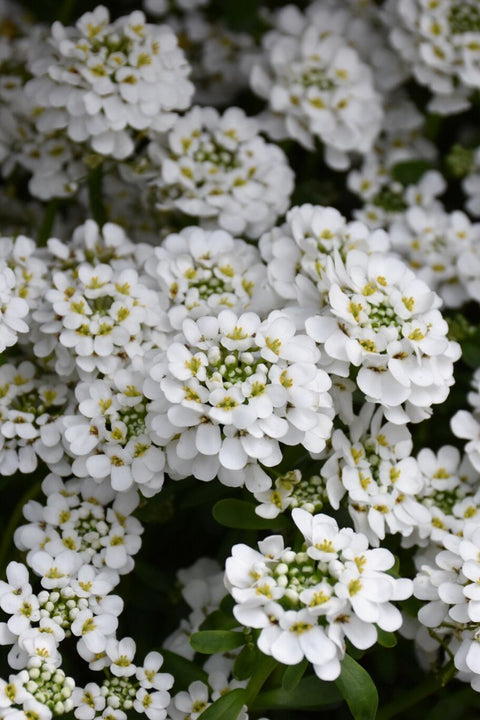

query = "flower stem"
[88,163,107,227]
[37,199,58,247]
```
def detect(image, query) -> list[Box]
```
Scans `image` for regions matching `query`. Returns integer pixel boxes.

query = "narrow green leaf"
[212,499,290,530]
[335,654,378,720]
[377,628,397,648]
[252,675,342,711]
[282,659,308,692]
[190,630,246,654]
[200,689,247,720]
[233,644,258,681]
[159,649,208,692]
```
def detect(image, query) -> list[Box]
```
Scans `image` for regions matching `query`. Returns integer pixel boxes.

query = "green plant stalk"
[88,164,107,227]
[0,479,42,573]
[244,655,277,707]
[37,199,58,247]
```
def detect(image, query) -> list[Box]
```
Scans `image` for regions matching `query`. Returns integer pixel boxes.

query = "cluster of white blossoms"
[390,0,480,114]
[390,204,480,308]
[31,220,169,378]
[3,0,480,713]
[305,248,461,424]
[259,204,391,311]
[63,372,166,496]
[226,508,412,681]
[146,106,294,238]
[251,4,384,168]
[147,226,275,329]
[0,361,71,476]
[412,522,480,691]
[320,406,429,546]
[145,309,334,483]
[0,471,176,720]
[26,6,194,159]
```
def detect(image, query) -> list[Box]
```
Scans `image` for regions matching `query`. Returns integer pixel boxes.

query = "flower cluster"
[26,6,194,159]
[390,0,480,114]
[226,508,412,681]
[252,4,384,168]
[146,106,294,238]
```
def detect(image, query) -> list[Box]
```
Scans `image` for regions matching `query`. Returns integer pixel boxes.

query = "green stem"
[37,199,58,247]
[377,663,455,720]
[0,479,42,573]
[88,164,107,227]
[244,655,277,706]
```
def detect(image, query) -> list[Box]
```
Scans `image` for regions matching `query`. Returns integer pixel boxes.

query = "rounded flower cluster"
[321,406,429,545]
[149,226,275,329]
[146,309,333,484]
[305,249,461,424]
[390,0,480,114]
[147,106,294,238]
[259,204,390,311]
[26,6,194,159]
[0,361,71,476]
[251,4,383,168]
[14,474,143,576]
[33,221,168,377]
[413,523,480,691]
[63,371,165,495]
[390,205,480,307]
[410,446,480,547]
[225,508,412,681]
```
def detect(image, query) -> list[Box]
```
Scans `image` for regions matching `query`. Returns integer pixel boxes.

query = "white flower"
[306,249,460,423]
[225,508,412,681]
[251,5,383,167]
[106,637,137,677]
[146,106,294,238]
[390,205,480,307]
[0,260,29,352]
[260,204,390,312]
[390,0,480,114]
[148,226,275,329]
[147,309,333,482]
[26,7,194,159]
[64,372,165,496]
[320,405,429,545]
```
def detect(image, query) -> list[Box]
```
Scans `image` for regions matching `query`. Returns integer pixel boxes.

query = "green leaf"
[200,689,248,720]
[282,659,308,692]
[391,159,434,186]
[335,654,378,720]
[159,650,208,692]
[199,609,239,632]
[212,499,290,530]
[252,675,342,711]
[233,644,259,681]
[190,630,246,654]
[377,628,397,648]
